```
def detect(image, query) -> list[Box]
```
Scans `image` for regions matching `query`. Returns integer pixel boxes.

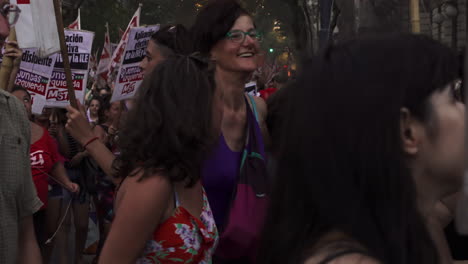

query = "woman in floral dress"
[90,54,222,264]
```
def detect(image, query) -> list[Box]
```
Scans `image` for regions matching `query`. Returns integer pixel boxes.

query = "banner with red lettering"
[45,30,94,108]
[110,25,159,102]
[14,48,57,114]
[107,6,140,84]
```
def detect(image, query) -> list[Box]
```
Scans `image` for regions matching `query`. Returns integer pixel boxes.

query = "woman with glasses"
[191,0,270,263]
[258,34,465,264]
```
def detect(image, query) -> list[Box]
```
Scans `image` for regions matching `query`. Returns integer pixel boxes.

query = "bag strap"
[247,94,259,123]
[239,95,265,171]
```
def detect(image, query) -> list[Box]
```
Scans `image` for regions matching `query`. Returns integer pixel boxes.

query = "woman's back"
[113,172,218,263]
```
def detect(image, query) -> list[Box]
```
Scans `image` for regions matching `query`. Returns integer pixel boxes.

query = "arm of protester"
[252,96,272,150]
[92,123,108,143]
[17,215,42,264]
[98,170,171,264]
[69,150,89,167]
[56,126,71,158]
[4,40,22,92]
[3,40,22,59]
[50,162,79,193]
[66,101,118,180]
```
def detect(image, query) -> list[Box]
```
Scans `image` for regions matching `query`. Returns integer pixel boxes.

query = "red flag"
[68,9,81,30]
[97,22,112,84]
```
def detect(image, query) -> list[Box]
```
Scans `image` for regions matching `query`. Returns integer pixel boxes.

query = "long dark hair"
[115,55,215,187]
[151,24,192,57]
[258,34,460,264]
[190,0,250,54]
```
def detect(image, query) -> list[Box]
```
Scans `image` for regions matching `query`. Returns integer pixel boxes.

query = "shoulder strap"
[318,249,371,264]
[247,94,259,123]
[173,188,180,207]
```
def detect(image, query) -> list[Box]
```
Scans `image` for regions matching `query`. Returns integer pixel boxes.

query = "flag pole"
[52,0,78,109]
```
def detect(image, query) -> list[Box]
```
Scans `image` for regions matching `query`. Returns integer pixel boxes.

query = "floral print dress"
[136,189,218,264]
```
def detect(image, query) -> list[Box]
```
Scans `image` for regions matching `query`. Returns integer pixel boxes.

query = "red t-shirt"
[30,128,60,209]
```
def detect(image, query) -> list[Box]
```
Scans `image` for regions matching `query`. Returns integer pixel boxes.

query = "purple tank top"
[201,134,242,230]
[202,95,265,232]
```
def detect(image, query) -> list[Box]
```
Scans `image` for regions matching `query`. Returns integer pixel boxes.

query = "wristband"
[83,137,99,149]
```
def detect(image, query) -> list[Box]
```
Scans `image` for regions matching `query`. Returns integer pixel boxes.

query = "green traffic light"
[269,48,274,53]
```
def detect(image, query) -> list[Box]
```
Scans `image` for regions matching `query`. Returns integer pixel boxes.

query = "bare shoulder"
[304,253,381,264]
[115,168,172,217]
[122,169,171,193]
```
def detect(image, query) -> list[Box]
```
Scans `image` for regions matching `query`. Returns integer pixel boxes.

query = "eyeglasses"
[225,30,263,43]
[0,4,21,26]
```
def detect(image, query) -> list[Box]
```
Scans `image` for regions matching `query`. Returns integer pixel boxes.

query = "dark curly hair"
[115,54,215,187]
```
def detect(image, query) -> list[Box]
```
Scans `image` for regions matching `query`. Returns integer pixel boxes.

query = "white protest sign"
[107,6,140,83]
[45,30,94,108]
[14,48,57,113]
[12,0,60,57]
[111,25,159,102]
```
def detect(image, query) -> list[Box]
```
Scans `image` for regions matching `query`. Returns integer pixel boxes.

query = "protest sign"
[11,0,60,57]
[107,6,140,83]
[111,25,159,102]
[14,48,57,114]
[45,30,94,108]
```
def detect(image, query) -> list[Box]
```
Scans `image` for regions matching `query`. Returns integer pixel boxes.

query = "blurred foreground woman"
[259,34,465,264]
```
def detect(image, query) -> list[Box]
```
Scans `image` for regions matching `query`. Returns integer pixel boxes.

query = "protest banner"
[45,30,94,108]
[111,25,159,102]
[11,0,60,57]
[107,5,141,84]
[14,48,57,114]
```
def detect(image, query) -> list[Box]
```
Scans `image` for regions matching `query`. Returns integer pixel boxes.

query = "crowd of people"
[1,0,467,264]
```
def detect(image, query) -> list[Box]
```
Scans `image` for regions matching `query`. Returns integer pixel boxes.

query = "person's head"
[11,85,32,119]
[105,101,122,124]
[117,54,218,186]
[88,97,101,117]
[191,0,263,75]
[139,24,192,74]
[259,34,463,264]
[48,108,67,137]
[98,86,110,96]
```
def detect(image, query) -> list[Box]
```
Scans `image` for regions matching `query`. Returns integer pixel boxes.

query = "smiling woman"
[191,1,270,263]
